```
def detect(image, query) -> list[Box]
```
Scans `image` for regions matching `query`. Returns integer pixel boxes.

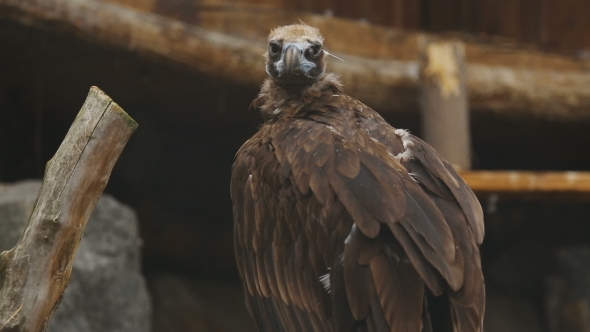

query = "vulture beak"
[275,43,317,82]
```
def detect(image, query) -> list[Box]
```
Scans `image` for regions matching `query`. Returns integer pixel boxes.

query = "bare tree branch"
[0,86,137,331]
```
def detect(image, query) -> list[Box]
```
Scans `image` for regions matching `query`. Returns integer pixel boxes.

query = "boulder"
[0,180,152,332]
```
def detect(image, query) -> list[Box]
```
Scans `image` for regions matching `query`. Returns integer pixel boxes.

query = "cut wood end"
[88,86,110,101]
[422,41,465,98]
[109,102,138,130]
[89,85,105,94]
[89,86,138,129]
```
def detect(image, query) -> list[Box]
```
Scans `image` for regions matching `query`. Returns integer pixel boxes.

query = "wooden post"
[0,87,137,331]
[419,40,471,170]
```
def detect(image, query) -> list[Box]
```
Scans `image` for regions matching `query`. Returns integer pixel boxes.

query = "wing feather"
[343,225,377,320]
[400,179,456,262]
[389,223,446,295]
[409,137,485,244]
[370,252,424,331]
[330,254,357,332]
[329,172,381,238]
[367,295,390,332]
[245,293,285,332]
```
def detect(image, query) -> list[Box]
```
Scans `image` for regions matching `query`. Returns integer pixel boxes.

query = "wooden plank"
[460,171,590,195]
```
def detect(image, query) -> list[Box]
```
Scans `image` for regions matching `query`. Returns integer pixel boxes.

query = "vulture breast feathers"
[231,23,485,332]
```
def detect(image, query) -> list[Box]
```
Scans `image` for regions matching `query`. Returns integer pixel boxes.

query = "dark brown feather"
[409,138,485,245]
[245,294,285,332]
[389,223,446,296]
[331,254,357,332]
[370,253,424,331]
[329,173,381,238]
[367,294,391,332]
[343,224,377,320]
[400,178,456,263]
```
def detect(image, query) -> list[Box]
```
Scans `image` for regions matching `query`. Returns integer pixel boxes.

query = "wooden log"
[419,40,471,170]
[0,87,137,331]
[1,0,590,120]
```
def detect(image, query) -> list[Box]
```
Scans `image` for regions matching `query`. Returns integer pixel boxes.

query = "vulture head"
[265,24,326,85]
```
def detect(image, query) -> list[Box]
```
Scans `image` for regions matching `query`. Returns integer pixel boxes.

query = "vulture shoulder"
[231,94,485,332]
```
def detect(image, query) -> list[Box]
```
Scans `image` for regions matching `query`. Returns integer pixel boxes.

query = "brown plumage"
[231,23,485,332]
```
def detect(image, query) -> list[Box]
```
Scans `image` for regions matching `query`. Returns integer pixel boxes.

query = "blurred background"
[1,0,590,331]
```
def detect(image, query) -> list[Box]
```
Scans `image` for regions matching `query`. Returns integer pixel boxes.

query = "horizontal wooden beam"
[2,0,590,120]
[460,171,590,200]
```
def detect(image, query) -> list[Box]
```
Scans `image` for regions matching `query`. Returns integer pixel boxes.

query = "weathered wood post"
[419,39,471,170]
[0,87,137,331]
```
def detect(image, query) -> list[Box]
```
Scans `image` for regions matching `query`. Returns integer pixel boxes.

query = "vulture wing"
[231,95,485,332]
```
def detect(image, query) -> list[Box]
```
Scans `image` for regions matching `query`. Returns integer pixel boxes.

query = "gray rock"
[0,180,152,332]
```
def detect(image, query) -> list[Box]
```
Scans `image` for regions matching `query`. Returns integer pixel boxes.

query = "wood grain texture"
[0,87,137,331]
[2,0,590,120]
[96,0,590,52]
[420,40,471,170]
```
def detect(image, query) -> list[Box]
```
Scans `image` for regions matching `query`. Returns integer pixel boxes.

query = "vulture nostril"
[275,61,285,76]
[291,67,303,76]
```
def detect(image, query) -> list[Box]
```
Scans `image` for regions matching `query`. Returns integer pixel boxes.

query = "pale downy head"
[265,24,327,86]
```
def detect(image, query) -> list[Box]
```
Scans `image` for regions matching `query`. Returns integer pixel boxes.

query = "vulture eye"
[269,42,281,56]
[308,44,322,58]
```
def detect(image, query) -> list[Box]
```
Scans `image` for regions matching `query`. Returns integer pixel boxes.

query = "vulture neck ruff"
[254,73,343,121]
